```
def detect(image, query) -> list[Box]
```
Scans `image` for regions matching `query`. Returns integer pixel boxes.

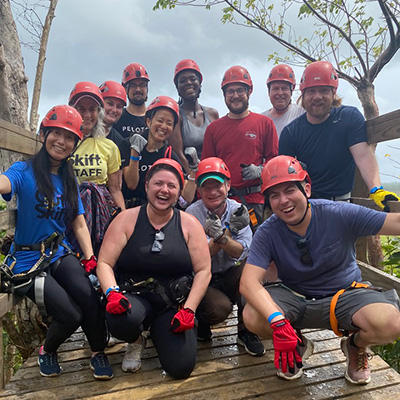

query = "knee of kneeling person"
[242,304,265,337]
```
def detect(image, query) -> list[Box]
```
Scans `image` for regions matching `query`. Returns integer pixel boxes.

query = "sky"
[15,0,400,183]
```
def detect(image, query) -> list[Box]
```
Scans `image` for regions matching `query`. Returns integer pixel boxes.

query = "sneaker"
[90,352,114,380]
[38,346,62,377]
[197,321,212,341]
[341,336,372,385]
[276,363,303,381]
[122,337,144,373]
[237,329,265,357]
[297,333,314,362]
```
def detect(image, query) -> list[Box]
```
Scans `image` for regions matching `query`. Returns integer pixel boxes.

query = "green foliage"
[373,339,400,373]
[372,235,400,373]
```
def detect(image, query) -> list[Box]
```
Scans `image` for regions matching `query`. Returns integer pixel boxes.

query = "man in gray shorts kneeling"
[240,155,400,385]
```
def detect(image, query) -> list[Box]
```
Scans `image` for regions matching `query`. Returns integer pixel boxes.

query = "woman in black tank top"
[97,158,211,379]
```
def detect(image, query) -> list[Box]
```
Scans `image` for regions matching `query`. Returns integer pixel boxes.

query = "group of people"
[1,58,400,387]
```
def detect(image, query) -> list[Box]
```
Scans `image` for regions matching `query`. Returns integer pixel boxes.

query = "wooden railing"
[0,110,400,388]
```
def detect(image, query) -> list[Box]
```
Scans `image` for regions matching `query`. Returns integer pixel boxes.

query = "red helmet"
[174,59,203,85]
[146,96,179,122]
[41,105,83,140]
[122,63,150,86]
[68,81,104,108]
[196,157,231,187]
[99,80,127,106]
[261,156,311,194]
[148,158,185,189]
[267,64,296,90]
[221,65,253,93]
[299,61,339,92]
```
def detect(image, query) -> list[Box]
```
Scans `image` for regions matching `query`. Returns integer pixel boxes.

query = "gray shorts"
[263,282,400,331]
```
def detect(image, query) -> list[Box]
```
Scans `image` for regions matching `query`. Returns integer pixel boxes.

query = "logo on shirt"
[71,153,103,178]
[34,191,68,221]
[245,132,257,139]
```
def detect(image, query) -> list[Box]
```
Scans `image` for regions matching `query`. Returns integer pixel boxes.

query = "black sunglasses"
[296,238,313,265]
[151,230,165,253]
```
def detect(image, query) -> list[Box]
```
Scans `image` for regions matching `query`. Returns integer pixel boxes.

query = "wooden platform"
[1,313,400,400]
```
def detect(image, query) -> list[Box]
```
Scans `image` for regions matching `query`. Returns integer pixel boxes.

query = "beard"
[227,98,249,115]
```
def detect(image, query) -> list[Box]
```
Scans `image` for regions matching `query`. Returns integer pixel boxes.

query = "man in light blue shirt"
[186,157,265,356]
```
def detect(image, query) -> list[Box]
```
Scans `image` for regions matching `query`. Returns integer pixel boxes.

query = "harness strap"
[329,281,370,337]
[229,185,261,197]
[34,272,47,316]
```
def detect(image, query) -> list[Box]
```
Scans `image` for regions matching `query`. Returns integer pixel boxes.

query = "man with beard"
[114,62,150,139]
[202,65,278,223]
[279,61,399,209]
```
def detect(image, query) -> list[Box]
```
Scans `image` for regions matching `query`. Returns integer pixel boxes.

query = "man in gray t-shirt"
[262,64,304,138]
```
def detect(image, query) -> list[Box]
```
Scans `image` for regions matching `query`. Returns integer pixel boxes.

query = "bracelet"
[187,175,195,181]
[130,155,142,161]
[369,186,383,194]
[268,311,283,324]
[105,285,120,297]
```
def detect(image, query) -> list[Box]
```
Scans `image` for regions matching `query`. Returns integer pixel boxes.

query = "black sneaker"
[90,352,114,380]
[38,346,62,377]
[237,329,265,357]
[197,321,212,341]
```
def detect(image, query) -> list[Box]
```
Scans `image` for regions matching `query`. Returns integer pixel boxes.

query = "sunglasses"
[151,230,165,253]
[296,238,313,265]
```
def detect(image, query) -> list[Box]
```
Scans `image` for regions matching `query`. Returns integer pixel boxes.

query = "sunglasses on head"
[296,238,313,265]
[151,230,165,253]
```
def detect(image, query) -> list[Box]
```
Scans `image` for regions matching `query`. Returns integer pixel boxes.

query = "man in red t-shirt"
[202,65,278,223]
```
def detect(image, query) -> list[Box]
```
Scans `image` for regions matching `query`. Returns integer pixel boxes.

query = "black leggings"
[25,255,107,353]
[107,293,197,379]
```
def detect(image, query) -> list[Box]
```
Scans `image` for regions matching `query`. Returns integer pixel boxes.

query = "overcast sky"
[16,0,400,183]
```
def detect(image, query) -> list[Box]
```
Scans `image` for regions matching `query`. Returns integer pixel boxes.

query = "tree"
[154,0,400,120]
[154,0,400,266]
[10,0,59,131]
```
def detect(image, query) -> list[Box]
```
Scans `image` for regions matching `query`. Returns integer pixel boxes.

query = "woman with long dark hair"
[0,105,113,380]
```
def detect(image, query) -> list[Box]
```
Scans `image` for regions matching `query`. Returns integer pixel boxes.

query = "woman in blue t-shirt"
[0,105,113,380]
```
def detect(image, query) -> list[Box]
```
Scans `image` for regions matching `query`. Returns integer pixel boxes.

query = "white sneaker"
[122,337,144,373]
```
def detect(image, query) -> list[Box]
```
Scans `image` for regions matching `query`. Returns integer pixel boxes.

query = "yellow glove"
[369,188,400,212]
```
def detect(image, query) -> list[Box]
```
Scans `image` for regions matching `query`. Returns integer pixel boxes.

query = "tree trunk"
[0,0,42,386]
[355,80,384,268]
[0,0,29,129]
[29,0,59,132]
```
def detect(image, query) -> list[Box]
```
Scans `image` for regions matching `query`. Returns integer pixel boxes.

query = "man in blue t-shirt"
[240,155,400,385]
[279,61,399,209]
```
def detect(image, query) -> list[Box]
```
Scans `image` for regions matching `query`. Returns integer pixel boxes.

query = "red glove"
[106,291,131,314]
[270,318,303,373]
[170,308,195,333]
[81,255,97,275]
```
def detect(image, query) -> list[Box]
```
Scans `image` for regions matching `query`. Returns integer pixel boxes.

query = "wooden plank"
[366,109,400,144]
[0,209,16,232]
[351,197,400,213]
[0,119,40,155]
[358,260,400,295]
